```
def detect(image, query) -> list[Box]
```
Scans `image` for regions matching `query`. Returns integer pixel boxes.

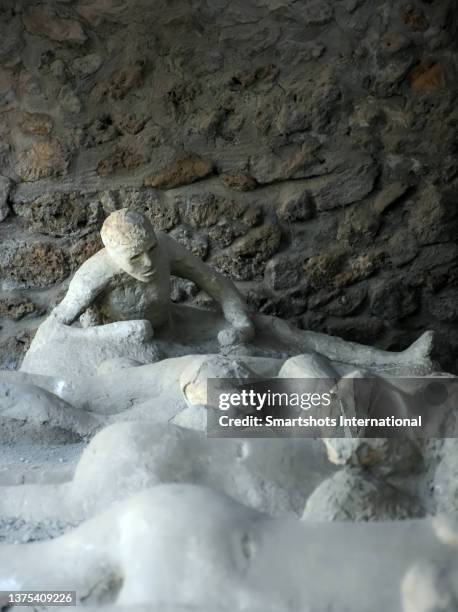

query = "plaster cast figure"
[42,208,434,374]
[1,484,458,612]
[52,208,254,348]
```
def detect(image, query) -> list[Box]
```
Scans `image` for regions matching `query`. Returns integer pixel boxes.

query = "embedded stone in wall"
[58,85,82,114]
[91,61,145,102]
[16,141,69,182]
[49,59,67,80]
[276,40,326,66]
[373,57,415,97]
[296,0,333,26]
[401,5,429,32]
[337,204,381,244]
[0,242,68,289]
[333,252,384,288]
[221,172,257,192]
[300,310,326,331]
[0,15,23,67]
[207,206,262,248]
[344,0,365,14]
[71,53,103,77]
[18,113,54,136]
[212,224,281,281]
[112,109,149,136]
[408,243,458,282]
[68,232,103,269]
[0,67,15,112]
[75,0,127,26]
[309,154,378,211]
[232,224,282,261]
[259,289,308,319]
[369,279,418,320]
[144,154,214,189]
[372,182,409,213]
[303,249,346,291]
[387,232,419,267]
[207,221,237,249]
[410,61,445,91]
[123,190,181,231]
[97,145,145,176]
[82,115,119,148]
[230,64,279,89]
[250,142,319,185]
[13,192,102,237]
[0,295,39,321]
[323,284,367,317]
[264,254,303,291]
[274,97,310,136]
[350,96,382,133]
[240,205,263,228]
[425,287,458,323]
[23,6,87,44]
[408,186,452,245]
[181,193,220,228]
[379,32,412,56]
[304,249,383,291]
[276,189,314,223]
[212,252,261,282]
[169,227,209,260]
[99,190,119,214]
[308,288,339,311]
[0,176,12,223]
[108,61,145,100]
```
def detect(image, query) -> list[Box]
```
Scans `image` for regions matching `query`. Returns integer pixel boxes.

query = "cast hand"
[218,318,255,348]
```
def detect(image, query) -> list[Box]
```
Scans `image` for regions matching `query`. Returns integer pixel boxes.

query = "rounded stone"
[276,190,314,223]
[302,468,423,521]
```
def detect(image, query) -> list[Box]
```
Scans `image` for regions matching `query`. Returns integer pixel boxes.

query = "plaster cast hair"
[101,209,155,249]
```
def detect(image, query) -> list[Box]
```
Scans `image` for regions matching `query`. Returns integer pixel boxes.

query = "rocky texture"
[302,467,423,521]
[0,176,12,222]
[144,154,214,189]
[16,141,69,182]
[0,241,69,289]
[0,0,457,371]
[0,295,39,321]
[13,192,102,236]
[23,6,87,44]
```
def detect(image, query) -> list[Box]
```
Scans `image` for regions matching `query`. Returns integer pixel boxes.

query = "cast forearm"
[220,286,251,325]
[51,296,85,325]
[167,235,254,343]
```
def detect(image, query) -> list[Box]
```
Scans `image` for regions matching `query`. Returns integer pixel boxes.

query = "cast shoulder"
[72,248,119,286]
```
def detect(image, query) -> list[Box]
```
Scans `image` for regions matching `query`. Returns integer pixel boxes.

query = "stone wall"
[0,0,457,371]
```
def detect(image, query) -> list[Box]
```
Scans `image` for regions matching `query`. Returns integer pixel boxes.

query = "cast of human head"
[101,209,158,282]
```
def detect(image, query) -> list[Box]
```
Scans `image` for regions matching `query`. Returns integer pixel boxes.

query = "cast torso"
[96,251,172,328]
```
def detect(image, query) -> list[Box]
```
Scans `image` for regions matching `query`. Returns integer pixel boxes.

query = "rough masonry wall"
[0,0,457,371]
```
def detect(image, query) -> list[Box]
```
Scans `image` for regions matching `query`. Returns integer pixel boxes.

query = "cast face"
[106,234,158,282]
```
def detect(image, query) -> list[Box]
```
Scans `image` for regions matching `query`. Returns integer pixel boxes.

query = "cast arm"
[165,234,255,346]
[50,254,111,325]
